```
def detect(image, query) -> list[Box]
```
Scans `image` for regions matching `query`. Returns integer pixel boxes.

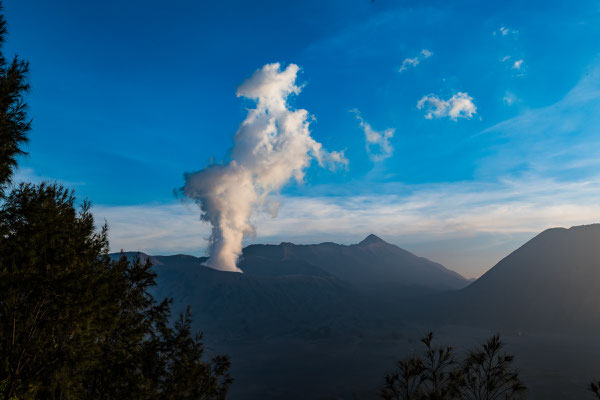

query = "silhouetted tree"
[0,183,110,398]
[458,335,526,400]
[0,183,232,399]
[381,356,425,400]
[155,307,231,400]
[382,334,525,400]
[591,381,600,399]
[0,2,30,192]
[419,333,460,399]
[382,333,460,400]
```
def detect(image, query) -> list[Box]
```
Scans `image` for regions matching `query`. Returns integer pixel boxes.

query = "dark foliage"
[382,332,460,400]
[0,183,231,399]
[458,335,526,400]
[382,356,425,400]
[0,183,107,398]
[591,381,600,399]
[382,333,525,400]
[419,333,460,399]
[0,2,30,192]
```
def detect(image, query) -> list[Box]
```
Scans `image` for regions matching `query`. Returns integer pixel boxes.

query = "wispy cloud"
[94,176,600,278]
[352,110,394,162]
[255,180,600,239]
[479,64,600,178]
[500,55,524,72]
[503,91,518,105]
[94,202,211,256]
[417,92,477,120]
[12,167,83,188]
[494,26,518,36]
[398,49,433,72]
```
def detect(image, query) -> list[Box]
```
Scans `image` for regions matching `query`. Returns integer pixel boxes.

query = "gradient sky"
[5,0,600,277]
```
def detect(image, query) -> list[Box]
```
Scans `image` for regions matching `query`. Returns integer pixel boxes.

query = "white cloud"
[478,64,600,178]
[500,56,525,75]
[95,63,600,279]
[352,110,394,162]
[180,63,347,272]
[12,167,82,188]
[95,176,600,278]
[494,26,518,36]
[417,92,477,120]
[512,59,524,70]
[503,91,517,105]
[94,202,211,256]
[254,178,600,239]
[398,49,433,72]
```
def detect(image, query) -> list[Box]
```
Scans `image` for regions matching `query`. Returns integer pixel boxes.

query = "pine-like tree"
[0,184,232,399]
[0,183,110,398]
[0,2,30,192]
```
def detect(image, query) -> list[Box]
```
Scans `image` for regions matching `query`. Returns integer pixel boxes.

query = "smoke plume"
[181,63,347,272]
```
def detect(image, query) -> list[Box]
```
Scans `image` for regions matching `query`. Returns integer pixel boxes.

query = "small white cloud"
[500,56,525,75]
[420,49,433,58]
[503,91,517,106]
[512,59,524,70]
[417,92,477,120]
[398,49,433,72]
[494,26,518,37]
[352,110,394,162]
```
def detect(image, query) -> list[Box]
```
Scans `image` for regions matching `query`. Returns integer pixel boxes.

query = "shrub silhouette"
[382,333,525,400]
[458,335,526,400]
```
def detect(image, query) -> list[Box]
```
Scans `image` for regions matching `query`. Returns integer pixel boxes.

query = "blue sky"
[6,0,600,277]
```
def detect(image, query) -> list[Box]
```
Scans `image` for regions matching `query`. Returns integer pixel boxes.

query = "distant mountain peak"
[358,234,386,246]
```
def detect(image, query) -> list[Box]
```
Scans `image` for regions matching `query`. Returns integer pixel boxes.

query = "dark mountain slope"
[110,235,467,337]
[110,252,360,338]
[443,224,600,332]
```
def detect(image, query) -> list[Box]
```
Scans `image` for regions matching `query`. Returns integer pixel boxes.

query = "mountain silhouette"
[110,235,467,336]
[110,226,600,399]
[443,224,600,332]
[239,234,468,291]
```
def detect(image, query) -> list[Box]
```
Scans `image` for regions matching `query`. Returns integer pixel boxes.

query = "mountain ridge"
[239,234,468,290]
[110,234,469,337]
[437,223,600,332]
